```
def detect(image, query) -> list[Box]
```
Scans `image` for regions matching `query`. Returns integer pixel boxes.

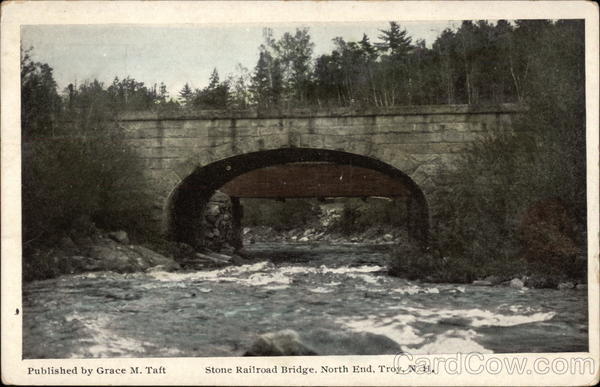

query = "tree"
[21,51,155,260]
[258,28,314,106]
[376,22,412,58]
[194,68,230,108]
[21,47,62,139]
[276,28,315,103]
[227,64,251,109]
[250,47,284,109]
[179,83,195,106]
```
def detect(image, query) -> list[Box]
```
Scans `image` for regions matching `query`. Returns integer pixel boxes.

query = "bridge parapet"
[117,103,526,121]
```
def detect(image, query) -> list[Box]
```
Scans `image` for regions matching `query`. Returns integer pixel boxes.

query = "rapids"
[23,242,588,358]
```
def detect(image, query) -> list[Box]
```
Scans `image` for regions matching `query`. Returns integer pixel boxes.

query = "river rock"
[146,264,174,273]
[69,255,101,271]
[576,284,587,290]
[472,280,493,286]
[245,328,402,356]
[484,275,503,285]
[557,281,575,290]
[195,252,230,266]
[523,275,551,289]
[108,230,129,244]
[206,204,221,217]
[130,245,180,270]
[58,236,78,249]
[72,235,94,247]
[509,278,525,289]
[303,328,402,355]
[88,245,141,273]
[245,330,317,356]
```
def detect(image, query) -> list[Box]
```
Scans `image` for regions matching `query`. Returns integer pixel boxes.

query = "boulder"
[557,281,575,290]
[58,236,78,249]
[146,264,176,273]
[205,204,221,217]
[87,245,141,273]
[301,328,402,355]
[108,230,129,244]
[130,245,180,270]
[72,236,94,247]
[208,251,233,262]
[509,278,525,289]
[195,252,230,266]
[245,330,317,356]
[68,255,101,271]
[523,275,558,289]
[245,328,402,356]
[484,275,503,285]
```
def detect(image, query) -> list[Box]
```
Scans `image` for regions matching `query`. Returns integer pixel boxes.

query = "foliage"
[240,199,320,231]
[21,48,62,138]
[329,198,408,235]
[21,53,156,250]
[422,20,586,280]
[241,198,409,235]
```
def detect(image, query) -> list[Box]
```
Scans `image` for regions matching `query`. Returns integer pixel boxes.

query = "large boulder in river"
[245,328,402,356]
[108,230,129,244]
[87,245,142,273]
[130,245,180,270]
[301,328,402,355]
[85,241,180,273]
[245,330,317,356]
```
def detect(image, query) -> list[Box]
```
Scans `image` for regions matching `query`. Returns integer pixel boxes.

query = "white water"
[23,243,588,358]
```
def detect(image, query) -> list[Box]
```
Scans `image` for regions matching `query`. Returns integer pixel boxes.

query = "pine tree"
[377,22,412,58]
[251,50,274,108]
[178,83,194,106]
[207,68,220,91]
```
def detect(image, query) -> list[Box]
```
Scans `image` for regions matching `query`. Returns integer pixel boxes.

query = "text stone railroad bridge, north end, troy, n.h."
[117,103,525,248]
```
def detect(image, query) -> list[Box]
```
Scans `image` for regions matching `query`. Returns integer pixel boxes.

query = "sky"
[22,21,461,97]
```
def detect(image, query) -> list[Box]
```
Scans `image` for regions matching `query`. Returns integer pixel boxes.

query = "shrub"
[329,198,408,235]
[22,129,155,248]
[240,198,320,231]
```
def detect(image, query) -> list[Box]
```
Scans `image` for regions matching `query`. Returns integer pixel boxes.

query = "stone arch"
[166,148,429,248]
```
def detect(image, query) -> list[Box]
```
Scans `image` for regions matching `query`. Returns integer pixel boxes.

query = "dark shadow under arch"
[167,148,429,247]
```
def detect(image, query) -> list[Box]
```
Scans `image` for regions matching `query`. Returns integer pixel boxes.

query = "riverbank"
[23,225,252,282]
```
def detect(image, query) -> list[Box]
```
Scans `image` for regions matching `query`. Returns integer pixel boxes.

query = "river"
[23,242,588,358]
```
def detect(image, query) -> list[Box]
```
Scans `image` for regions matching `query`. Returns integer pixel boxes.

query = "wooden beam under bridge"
[220,163,412,199]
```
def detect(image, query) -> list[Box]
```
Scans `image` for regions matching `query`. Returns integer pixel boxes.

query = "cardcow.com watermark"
[392,352,597,376]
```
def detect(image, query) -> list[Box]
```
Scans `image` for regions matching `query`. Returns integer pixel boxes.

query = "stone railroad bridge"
[117,104,525,248]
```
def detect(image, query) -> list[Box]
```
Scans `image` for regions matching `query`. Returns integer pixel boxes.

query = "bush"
[241,197,409,234]
[22,129,155,250]
[240,198,320,231]
[331,198,407,235]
